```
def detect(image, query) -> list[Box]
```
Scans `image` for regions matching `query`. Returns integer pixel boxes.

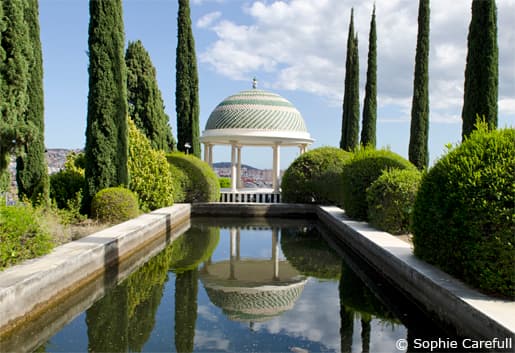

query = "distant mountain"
[212,162,259,170]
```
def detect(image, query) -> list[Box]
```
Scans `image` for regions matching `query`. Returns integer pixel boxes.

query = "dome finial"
[252,77,258,89]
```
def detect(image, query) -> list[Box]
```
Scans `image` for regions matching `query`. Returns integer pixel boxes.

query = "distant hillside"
[212,162,259,170]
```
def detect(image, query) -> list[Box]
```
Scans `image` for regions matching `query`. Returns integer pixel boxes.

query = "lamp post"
[184,142,191,155]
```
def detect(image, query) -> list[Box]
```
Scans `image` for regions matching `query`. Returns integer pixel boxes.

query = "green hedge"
[128,119,175,211]
[340,148,415,220]
[0,203,54,269]
[366,169,422,235]
[282,147,352,205]
[166,153,220,203]
[412,127,515,297]
[91,187,140,223]
[218,177,231,189]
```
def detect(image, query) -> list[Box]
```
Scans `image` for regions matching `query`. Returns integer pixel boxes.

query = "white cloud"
[500,98,515,116]
[194,329,231,351]
[192,0,225,5]
[199,0,515,125]
[197,11,222,28]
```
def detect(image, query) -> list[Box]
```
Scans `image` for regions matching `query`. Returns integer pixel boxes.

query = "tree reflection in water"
[85,225,219,353]
[281,224,399,353]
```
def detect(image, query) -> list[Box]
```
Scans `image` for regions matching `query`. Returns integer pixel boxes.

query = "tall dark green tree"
[0,0,32,173]
[126,40,176,152]
[174,270,198,353]
[16,0,49,204]
[340,8,360,152]
[84,0,128,210]
[339,261,354,353]
[461,0,498,140]
[360,5,377,148]
[176,0,200,158]
[408,0,430,170]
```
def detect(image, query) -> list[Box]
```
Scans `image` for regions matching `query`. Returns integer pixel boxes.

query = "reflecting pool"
[1,218,460,352]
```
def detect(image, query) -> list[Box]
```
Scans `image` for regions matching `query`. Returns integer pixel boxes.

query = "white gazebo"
[200,79,314,202]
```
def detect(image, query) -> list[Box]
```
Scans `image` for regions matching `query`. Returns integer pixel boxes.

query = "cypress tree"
[361,5,377,148]
[461,0,498,140]
[408,0,430,170]
[84,0,128,210]
[340,9,360,152]
[174,270,198,353]
[0,0,32,173]
[176,0,200,158]
[126,40,175,152]
[16,0,49,204]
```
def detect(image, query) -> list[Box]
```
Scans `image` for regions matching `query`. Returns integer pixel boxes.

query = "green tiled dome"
[205,89,308,132]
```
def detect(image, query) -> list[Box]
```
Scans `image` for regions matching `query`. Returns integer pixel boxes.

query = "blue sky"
[40,0,514,169]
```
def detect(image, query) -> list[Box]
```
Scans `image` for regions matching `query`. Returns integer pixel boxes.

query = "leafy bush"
[366,169,422,235]
[218,177,231,189]
[166,152,220,203]
[91,187,140,223]
[0,203,54,269]
[340,148,415,220]
[282,147,352,205]
[128,119,175,211]
[50,170,85,209]
[167,163,186,203]
[412,127,515,297]
[50,151,85,210]
[0,168,10,193]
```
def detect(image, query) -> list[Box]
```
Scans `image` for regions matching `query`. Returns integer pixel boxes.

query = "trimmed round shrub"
[340,148,415,220]
[166,152,220,203]
[168,163,186,203]
[128,119,175,211]
[281,147,352,205]
[91,187,140,223]
[0,203,54,269]
[366,169,422,235]
[412,127,515,297]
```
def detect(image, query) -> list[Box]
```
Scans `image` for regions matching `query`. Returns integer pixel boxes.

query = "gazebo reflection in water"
[199,227,307,327]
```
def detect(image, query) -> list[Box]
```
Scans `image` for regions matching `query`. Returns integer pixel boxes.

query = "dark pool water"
[2,218,465,352]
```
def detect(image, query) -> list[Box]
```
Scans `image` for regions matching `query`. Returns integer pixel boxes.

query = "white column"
[272,143,281,192]
[203,143,208,163]
[230,228,237,280]
[272,228,279,280]
[231,143,237,192]
[236,229,241,260]
[237,146,242,189]
[208,144,213,166]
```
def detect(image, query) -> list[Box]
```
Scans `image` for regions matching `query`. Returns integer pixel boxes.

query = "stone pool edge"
[0,204,190,335]
[0,202,513,342]
[315,205,514,342]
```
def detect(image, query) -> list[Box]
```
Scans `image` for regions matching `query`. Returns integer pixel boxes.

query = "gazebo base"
[220,188,281,203]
